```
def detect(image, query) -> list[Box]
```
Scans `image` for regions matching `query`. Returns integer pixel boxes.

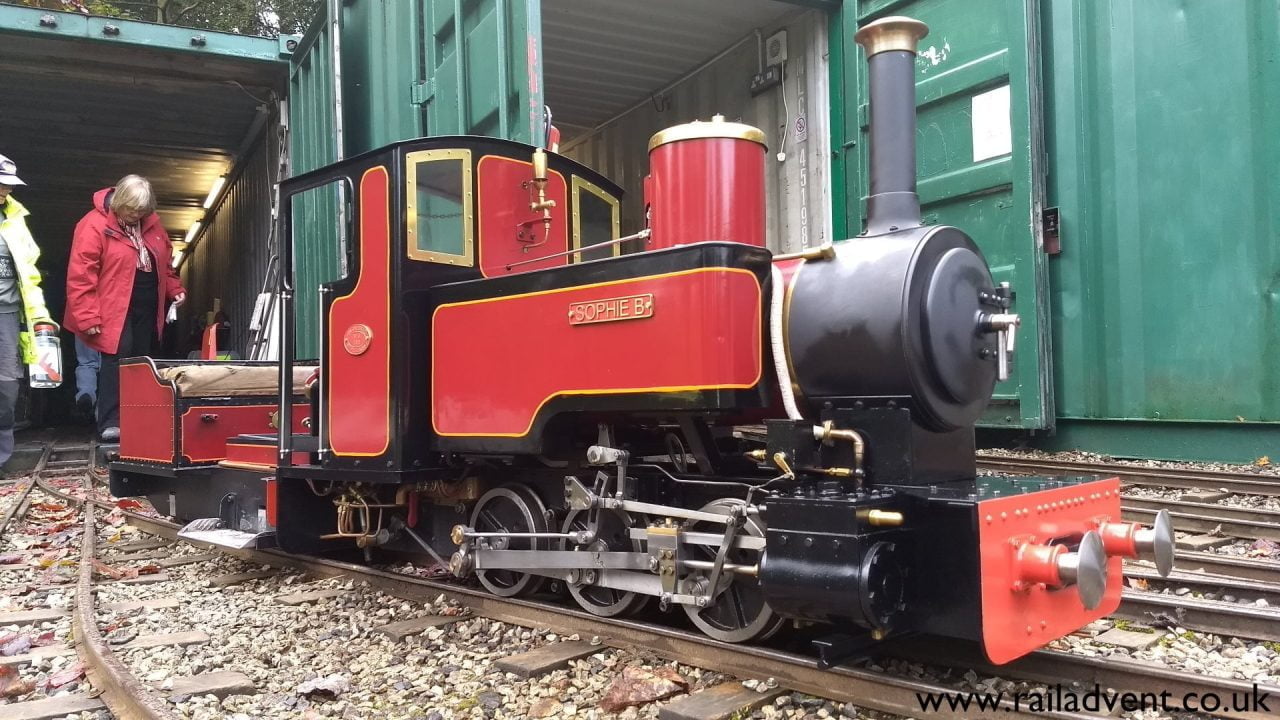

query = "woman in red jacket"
[65,175,185,442]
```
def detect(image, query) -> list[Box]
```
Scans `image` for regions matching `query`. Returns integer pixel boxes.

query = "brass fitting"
[771,451,795,480]
[772,243,837,262]
[529,148,557,214]
[854,16,929,57]
[863,509,904,527]
[745,449,768,462]
[450,524,468,546]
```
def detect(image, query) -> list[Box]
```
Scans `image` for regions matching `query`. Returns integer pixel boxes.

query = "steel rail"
[975,456,1280,497]
[1122,505,1279,543]
[0,443,52,540]
[1123,496,1280,537]
[1116,590,1280,643]
[894,637,1279,720]
[44,477,1094,720]
[1170,551,1280,585]
[71,479,181,720]
[50,477,1280,720]
[1124,565,1280,606]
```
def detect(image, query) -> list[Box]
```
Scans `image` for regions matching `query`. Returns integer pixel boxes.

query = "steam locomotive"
[108,16,1173,663]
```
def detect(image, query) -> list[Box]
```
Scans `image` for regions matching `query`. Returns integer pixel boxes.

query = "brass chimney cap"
[854,16,929,57]
[648,114,767,153]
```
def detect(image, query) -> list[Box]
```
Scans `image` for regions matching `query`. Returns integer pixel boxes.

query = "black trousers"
[98,278,158,433]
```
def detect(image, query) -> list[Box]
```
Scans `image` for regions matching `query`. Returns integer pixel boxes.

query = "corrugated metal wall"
[1043,1,1280,426]
[560,10,832,254]
[288,2,346,359]
[178,118,281,358]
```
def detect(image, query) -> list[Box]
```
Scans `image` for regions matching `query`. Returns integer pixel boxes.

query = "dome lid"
[648,114,767,152]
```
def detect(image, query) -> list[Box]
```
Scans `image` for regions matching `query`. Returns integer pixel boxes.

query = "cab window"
[572,176,620,262]
[406,149,473,265]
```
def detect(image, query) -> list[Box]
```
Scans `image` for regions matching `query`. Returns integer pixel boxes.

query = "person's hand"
[86,326,101,336]
[173,293,185,306]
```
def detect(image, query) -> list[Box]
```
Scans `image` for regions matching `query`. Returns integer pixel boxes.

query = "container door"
[419,0,545,144]
[833,0,1051,429]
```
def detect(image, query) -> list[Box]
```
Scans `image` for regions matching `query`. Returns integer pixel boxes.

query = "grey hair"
[109,175,156,216]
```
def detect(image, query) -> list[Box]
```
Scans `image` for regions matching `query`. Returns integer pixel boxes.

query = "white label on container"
[971,84,1012,162]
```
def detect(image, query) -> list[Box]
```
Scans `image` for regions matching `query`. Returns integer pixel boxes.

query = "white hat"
[0,155,25,186]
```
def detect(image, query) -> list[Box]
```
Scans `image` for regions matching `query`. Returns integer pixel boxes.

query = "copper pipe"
[816,421,865,477]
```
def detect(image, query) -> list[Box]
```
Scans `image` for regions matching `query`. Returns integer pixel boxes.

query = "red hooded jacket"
[64,188,185,354]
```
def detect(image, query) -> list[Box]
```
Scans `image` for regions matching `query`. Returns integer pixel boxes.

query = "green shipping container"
[286,0,542,358]
[829,0,1280,461]
[287,0,1280,461]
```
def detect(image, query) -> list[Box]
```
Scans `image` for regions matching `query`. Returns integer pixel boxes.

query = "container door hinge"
[1041,207,1061,255]
[410,80,435,106]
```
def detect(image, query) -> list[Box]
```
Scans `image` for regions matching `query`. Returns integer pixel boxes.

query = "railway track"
[975,455,1280,498]
[30,464,1279,720]
[978,455,1280,546]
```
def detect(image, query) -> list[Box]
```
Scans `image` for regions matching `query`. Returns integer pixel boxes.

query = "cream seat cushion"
[157,365,315,398]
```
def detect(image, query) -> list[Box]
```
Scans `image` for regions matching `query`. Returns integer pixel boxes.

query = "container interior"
[545,0,834,254]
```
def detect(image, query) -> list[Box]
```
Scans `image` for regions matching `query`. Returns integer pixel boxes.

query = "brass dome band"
[647,114,767,153]
[854,16,929,57]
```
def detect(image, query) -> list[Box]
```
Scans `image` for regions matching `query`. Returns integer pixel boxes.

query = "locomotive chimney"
[855,16,928,235]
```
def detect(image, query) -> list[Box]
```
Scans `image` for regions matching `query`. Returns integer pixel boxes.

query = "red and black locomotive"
[109,17,1172,663]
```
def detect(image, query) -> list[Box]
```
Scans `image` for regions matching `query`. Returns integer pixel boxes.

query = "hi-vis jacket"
[0,196,54,364]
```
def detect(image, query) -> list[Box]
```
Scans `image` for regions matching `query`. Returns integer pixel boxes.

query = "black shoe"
[76,394,95,425]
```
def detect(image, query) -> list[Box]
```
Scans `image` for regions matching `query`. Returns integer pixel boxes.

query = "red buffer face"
[977,477,1125,663]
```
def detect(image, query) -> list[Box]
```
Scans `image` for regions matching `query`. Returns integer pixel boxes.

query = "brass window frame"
[406,148,474,265]
[571,175,621,262]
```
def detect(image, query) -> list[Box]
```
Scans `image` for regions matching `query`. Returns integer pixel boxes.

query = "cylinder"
[854,17,929,235]
[646,115,766,251]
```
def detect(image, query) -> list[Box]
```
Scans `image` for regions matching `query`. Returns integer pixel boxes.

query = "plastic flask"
[28,322,62,389]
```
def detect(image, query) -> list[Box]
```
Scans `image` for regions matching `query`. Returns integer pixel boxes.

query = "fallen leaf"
[528,698,562,718]
[0,665,33,698]
[1126,577,1150,591]
[34,549,69,568]
[296,673,350,698]
[44,661,85,689]
[1256,456,1271,467]
[0,634,32,657]
[598,665,689,711]
[92,559,139,580]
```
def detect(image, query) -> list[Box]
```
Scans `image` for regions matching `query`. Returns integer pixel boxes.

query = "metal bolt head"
[448,552,471,577]
[696,596,710,608]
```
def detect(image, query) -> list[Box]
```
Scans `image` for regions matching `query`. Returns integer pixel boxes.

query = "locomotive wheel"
[681,498,785,643]
[470,485,549,598]
[562,509,649,617]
